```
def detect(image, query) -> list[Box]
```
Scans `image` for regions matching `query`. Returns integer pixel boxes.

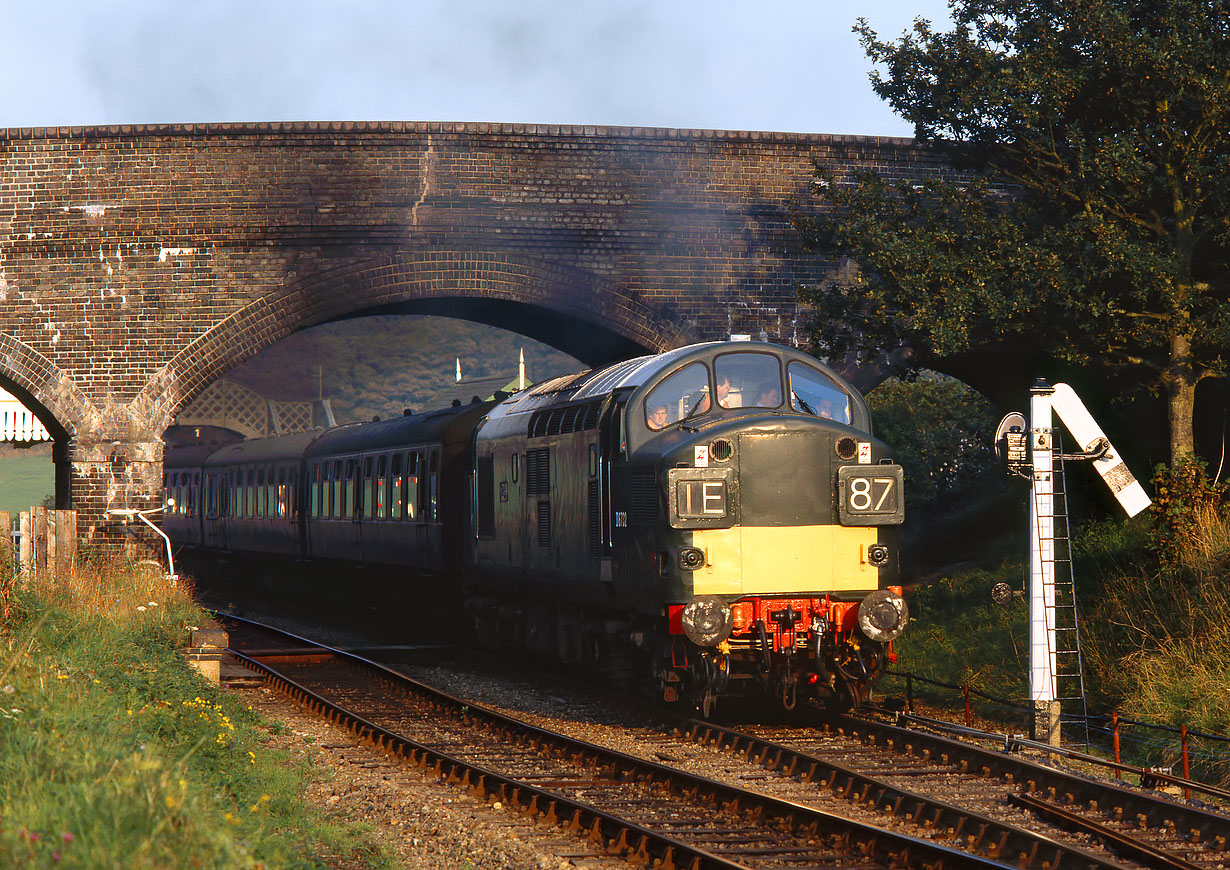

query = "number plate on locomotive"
[668,467,737,529]
[837,465,904,525]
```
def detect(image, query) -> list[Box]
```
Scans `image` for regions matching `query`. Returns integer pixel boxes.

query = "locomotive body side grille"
[587,480,601,556]
[526,447,550,496]
[537,500,551,546]
[630,471,658,525]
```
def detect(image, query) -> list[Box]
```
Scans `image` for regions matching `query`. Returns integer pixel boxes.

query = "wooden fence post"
[18,511,32,589]
[54,510,76,581]
[32,506,47,589]
[0,511,11,573]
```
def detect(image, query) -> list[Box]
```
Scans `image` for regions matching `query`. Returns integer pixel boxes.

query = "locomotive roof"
[494,341,854,414]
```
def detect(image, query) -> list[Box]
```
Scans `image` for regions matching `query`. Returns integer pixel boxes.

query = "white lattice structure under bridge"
[0,387,51,442]
[175,379,335,438]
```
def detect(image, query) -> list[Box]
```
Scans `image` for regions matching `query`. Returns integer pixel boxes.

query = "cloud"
[0,0,949,135]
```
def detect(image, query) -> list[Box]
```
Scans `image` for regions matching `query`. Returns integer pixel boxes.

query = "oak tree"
[798,0,1230,464]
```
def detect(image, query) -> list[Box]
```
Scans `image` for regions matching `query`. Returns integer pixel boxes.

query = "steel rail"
[1009,793,1205,870]
[824,711,1230,849]
[232,648,749,870]
[218,613,1016,869]
[894,709,1230,805]
[678,717,1135,870]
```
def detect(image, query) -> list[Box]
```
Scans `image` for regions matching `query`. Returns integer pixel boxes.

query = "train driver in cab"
[647,403,670,430]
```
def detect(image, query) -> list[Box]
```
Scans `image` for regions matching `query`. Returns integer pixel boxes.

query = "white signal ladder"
[1035,428,1091,748]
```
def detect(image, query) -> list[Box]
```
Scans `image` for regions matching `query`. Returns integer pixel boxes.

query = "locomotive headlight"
[678,547,705,570]
[866,543,890,567]
[681,595,733,647]
[856,589,910,643]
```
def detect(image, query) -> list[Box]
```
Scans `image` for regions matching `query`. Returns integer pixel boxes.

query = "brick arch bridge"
[0,121,950,540]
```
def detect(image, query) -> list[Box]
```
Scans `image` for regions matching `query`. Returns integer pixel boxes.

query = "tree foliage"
[866,373,1001,511]
[797,0,1230,463]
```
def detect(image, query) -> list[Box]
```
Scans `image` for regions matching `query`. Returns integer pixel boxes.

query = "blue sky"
[0,0,952,137]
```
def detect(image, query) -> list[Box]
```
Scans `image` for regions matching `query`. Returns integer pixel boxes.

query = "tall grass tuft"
[1079,498,1230,782]
[0,558,393,869]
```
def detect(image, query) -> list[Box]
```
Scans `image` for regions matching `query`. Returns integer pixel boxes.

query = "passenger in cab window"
[716,375,739,409]
[755,385,781,407]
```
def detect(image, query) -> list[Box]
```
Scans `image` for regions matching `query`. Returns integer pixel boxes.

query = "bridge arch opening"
[0,374,71,513]
[171,313,588,439]
[154,248,696,434]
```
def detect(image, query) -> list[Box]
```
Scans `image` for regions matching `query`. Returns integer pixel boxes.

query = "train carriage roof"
[302,401,493,460]
[203,430,325,468]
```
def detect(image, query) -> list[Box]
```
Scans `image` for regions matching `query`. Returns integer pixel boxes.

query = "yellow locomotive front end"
[626,344,908,712]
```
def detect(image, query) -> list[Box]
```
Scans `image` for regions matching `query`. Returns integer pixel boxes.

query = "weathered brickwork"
[0,122,949,540]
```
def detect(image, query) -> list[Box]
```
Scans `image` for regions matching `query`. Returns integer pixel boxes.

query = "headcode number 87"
[848,476,896,512]
[837,464,904,525]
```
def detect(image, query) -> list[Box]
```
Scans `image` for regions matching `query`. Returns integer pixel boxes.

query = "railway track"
[218,614,1229,869]
[681,715,1230,870]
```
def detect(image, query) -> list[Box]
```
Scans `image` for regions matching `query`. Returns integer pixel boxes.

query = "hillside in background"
[223,315,586,423]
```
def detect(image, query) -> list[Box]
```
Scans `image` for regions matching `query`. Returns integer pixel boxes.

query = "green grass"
[0,560,397,869]
[0,447,54,514]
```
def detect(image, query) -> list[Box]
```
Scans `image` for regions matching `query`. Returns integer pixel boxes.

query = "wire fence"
[883,669,1230,791]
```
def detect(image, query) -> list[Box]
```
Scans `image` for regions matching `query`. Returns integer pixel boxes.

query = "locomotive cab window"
[644,362,709,430]
[787,362,851,424]
[714,351,783,409]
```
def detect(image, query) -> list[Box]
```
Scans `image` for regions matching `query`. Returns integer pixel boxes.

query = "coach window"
[375,455,388,520]
[407,452,420,520]
[276,467,288,518]
[644,362,709,429]
[787,362,851,423]
[428,449,439,522]
[258,468,268,518]
[389,454,402,520]
[330,460,342,519]
[362,457,374,519]
[307,465,318,518]
[716,351,782,409]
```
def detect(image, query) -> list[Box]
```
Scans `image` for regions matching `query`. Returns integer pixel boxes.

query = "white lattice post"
[1029,380,1061,747]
